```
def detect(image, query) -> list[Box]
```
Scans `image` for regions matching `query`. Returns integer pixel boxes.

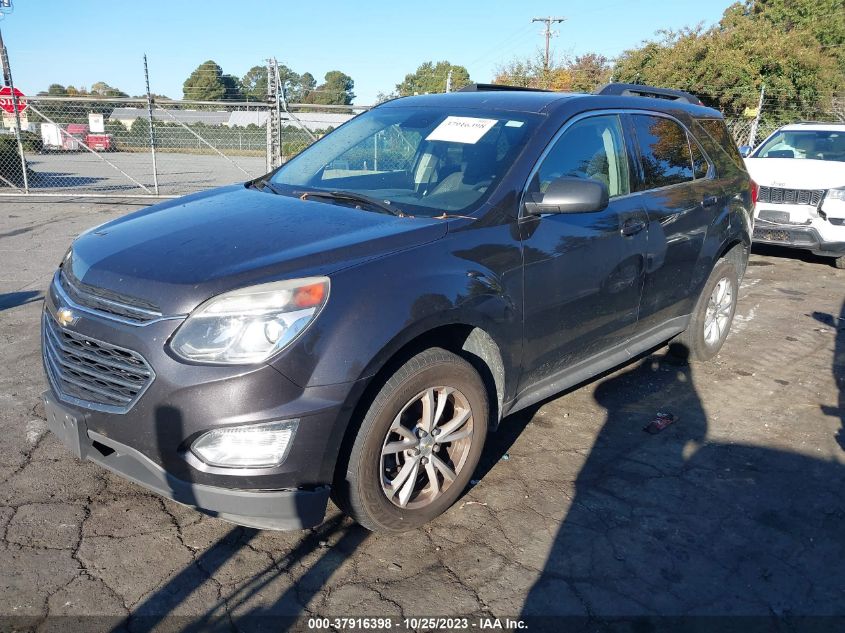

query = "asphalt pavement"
[1,198,843,632]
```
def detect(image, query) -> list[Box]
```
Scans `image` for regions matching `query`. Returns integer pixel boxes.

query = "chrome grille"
[757,186,823,207]
[42,312,154,413]
[59,268,162,324]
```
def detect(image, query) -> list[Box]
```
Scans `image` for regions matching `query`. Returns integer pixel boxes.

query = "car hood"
[68,184,447,315]
[745,158,845,190]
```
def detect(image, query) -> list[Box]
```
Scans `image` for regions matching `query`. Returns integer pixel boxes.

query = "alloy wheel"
[703,277,734,347]
[380,386,474,509]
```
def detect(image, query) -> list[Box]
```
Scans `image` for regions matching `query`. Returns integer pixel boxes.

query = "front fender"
[267,225,524,395]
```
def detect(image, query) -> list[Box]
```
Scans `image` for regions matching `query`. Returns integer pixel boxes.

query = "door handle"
[621,218,646,237]
[702,195,720,208]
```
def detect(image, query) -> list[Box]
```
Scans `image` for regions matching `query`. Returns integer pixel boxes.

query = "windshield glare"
[270,106,538,215]
[754,129,845,162]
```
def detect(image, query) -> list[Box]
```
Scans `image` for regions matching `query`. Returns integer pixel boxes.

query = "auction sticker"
[426,116,498,144]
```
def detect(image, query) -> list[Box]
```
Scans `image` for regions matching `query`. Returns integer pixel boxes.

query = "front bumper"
[754,202,845,257]
[41,275,366,529]
[753,223,845,256]
[44,390,329,529]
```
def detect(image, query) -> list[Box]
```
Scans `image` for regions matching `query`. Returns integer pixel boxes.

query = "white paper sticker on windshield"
[505,120,524,128]
[426,116,498,144]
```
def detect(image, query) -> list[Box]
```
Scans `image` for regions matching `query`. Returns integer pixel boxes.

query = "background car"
[743,122,845,268]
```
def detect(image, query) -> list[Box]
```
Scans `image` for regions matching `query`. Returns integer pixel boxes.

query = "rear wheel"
[334,348,488,533]
[834,256,845,270]
[671,259,739,361]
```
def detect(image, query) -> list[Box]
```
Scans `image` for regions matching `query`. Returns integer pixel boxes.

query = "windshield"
[753,129,845,162]
[269,105,539,216]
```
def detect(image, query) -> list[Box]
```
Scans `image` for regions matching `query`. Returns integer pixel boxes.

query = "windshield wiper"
[250,177,283,195]
[298,190,405,216]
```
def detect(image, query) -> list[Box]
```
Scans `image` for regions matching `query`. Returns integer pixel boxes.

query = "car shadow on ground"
[115,314,845,631]
[815,301,845,453]
[751,243,836,268]
[0,290,42,312]
[113,407,369,633]
[519,341,845,630]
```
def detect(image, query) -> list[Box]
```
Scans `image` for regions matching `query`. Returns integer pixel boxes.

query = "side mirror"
[738,145,752,158]
[524,177,609,215]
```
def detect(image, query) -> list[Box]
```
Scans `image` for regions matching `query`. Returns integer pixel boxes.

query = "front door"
[518,113,648,393]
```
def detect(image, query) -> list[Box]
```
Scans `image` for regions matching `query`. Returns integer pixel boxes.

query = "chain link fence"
[722,94,844,148]
[0,97,365,197]
[2,93,842,197]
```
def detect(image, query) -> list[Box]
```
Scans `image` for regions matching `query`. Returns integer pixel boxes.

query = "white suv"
[743,122,845,268]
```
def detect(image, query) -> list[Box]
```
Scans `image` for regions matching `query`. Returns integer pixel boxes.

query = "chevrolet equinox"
[42,83,753,532]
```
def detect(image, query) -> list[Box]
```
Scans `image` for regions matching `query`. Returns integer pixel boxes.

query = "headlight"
[825,187,845,201]
[170,277,329,364]
[191,419,298,468]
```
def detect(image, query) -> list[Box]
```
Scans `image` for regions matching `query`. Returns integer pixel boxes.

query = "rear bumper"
[753,224,845,257]
[44,390,330,530]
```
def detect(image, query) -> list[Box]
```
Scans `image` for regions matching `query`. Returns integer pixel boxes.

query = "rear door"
[518,113,649,392]
[629,113,722,333]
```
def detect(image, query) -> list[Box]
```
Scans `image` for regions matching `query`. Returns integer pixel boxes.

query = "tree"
[90,81,128,98]
[395,61,471,96]
[277,64,302,100]
[46,84,67,96]
[567,54,613,93]
[612,3,844,118]
[298,72,317,102]
[183,60,242,101]
[241,65,268,101]
[221,74,243,100]
[493,51,610,93]
[303,70,355,105]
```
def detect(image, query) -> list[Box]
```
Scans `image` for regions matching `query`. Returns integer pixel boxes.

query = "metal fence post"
[747,84,765,148]
[144,54,160,195]
[0,26,29,193]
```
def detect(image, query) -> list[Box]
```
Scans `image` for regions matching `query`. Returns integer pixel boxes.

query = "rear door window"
[631,115,694,190]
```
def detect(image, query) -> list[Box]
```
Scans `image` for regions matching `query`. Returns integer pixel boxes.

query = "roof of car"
[379,89,722,119]
[778,122,845,132]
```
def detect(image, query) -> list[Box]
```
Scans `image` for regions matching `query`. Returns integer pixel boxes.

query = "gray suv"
[42,83,753,532]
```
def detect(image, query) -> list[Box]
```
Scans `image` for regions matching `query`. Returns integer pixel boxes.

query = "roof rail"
[595,83,703,106]
[457,83,550,93]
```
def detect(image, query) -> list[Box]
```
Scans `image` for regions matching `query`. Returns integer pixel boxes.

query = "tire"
[671,258,739,362]
[334,347,488,533]
[834,256,845,270]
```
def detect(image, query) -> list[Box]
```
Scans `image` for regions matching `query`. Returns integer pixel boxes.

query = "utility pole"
[143,54,159,195]
[445,68,453,93]
[532,16,566,71]
[0,25,29,192]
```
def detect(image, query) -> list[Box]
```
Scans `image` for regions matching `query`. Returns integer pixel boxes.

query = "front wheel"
[334,348,488,532]
[672,259,739,361]
[834,255,845,270]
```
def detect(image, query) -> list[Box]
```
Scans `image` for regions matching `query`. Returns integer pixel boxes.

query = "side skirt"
[503,315,690,417]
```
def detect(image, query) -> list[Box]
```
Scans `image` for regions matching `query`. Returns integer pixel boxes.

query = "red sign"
[0,87,27,114]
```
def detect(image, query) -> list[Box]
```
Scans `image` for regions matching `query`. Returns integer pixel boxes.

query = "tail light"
[750,179,759,205]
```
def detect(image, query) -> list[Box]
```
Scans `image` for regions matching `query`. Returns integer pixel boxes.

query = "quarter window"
[535,114,630,198]
[632,115,694,189]
[690,138,710,179]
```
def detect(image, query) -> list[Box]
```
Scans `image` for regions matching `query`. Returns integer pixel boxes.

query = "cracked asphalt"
[1,198,844,632]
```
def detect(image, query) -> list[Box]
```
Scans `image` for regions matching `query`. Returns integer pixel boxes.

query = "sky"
[1,0,732,104]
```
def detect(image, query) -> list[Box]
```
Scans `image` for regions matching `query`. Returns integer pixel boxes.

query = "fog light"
[191,420,298,468]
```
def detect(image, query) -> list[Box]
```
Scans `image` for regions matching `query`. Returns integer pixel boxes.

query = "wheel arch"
[330,321,508,491]
[716,238,749,281]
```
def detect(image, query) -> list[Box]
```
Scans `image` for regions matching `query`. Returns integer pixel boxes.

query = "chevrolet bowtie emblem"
[56,307,78,328]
